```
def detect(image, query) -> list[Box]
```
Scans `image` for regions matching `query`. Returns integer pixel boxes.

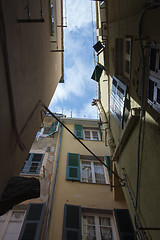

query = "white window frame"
[0,210,26,240]
[80,160,108,184]
[83,129,100,141]
[82,213,116,240]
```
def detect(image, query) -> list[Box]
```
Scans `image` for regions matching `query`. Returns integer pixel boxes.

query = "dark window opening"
[148,79,154,102]
[125,60,130,74]
[150,48,156,71]
[126,41,130,54]
[32,154,43,162]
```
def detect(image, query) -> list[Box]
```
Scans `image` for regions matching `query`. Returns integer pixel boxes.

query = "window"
[81,160,107,184]
[21,153,44,175]
[0,210,26,240]
[36,121,59,140]
[74,125,102,141]
[110,76,127,128]
[19,203,46,240]
[84,130,100,141]
[62,205,116,240]
[115,38,131,80]
[148,43,160,114]
[82,214,113,240]
[66,153,108,184]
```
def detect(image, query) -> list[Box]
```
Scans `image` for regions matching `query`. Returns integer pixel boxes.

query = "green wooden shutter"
[74,125,83,139]
[19,203,46,240]
[105,156,111,181]
[50,121,59,134]
[66,153,80,181]
[114,209,135,240]
[62,204,81,240]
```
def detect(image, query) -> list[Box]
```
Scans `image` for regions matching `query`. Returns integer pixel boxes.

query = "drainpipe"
[96,100,116,156]
[43,125,63,240]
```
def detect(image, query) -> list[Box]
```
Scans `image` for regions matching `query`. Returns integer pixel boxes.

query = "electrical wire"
[40,101,124,183]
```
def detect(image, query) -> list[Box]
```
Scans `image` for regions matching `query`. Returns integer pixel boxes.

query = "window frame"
[110,75,127,129]
[80,159,108,184]
[21,153,44,175]
[115,38,131,81]
[83,129,100,141]
[0,210,26,240]
[82,212,116,240]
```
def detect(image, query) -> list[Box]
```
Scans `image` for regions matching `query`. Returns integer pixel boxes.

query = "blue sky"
[49,0,98,119]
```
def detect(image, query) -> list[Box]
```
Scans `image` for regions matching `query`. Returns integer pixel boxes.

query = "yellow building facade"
[0,116,133,239]
[47,118,129,240]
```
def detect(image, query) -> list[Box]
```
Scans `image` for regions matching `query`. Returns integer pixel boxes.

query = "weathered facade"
[95,0,160,239]
[0,116,61,239]
[0,0,64,195]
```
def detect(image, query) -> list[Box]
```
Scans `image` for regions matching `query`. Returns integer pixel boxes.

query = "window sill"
[83,139,101,141]
[80,181,110,186]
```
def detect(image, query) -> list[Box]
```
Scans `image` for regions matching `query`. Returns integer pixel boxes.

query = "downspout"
[43,125,63,240]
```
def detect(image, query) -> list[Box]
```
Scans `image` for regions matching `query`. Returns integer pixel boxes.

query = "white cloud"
[49,0,97,119]
[65,0,96,31]
[50,56,95,104]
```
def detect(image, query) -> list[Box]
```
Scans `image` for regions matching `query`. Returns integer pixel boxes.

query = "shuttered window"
[110,76,127,129]
[66,153,108,184]
[114,209,134,240]
[66,153,80,181]
[50,121,59,134]
[62,204,81,240]
[105,156,111,181]
[18,203,46,240]
[74,125,83,139]
[21,153,44,175]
